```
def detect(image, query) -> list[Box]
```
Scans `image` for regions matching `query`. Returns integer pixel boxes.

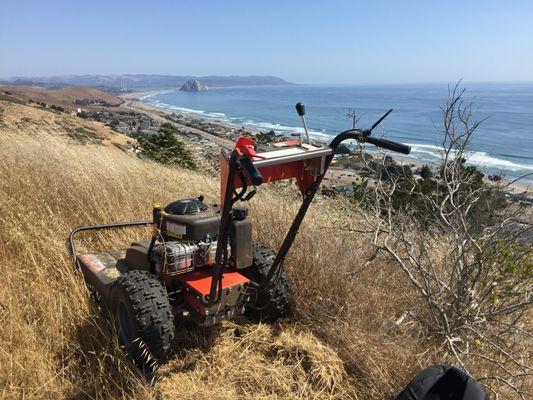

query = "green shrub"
[350,158,506,228]
[487,240,533,303]
[256,130,276,144]
[136,122,196,169]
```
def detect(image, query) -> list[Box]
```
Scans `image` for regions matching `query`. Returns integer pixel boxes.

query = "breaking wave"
[245,121,330,139]
[407,143,533,172]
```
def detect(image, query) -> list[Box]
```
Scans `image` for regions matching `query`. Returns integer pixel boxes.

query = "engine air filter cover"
[165,197,208,215]
[161,197,220,241]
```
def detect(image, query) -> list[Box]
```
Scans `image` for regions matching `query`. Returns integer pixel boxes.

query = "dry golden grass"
[0,85,123,109]
[0,102,442,399]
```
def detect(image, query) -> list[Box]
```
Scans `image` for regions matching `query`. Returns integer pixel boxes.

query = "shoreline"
[120,89,175,100]
[120,90,532,197]
[122,90,430,162]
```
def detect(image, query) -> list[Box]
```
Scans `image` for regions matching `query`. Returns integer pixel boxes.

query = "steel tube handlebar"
[68,221,153,263]
[329,129,411,155]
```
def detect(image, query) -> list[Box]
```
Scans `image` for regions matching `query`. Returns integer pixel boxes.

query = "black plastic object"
[295,102,305,116]
[165,198,209,215]
[239,156,264,186]
[395,365,488,400]
[365,136,411,155]
[232,206,248,221]
[230,217,253,269]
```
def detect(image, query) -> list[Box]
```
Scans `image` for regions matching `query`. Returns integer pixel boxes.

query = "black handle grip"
[295,102,305,116]
[239,156,264,186]
[365,137,411,154]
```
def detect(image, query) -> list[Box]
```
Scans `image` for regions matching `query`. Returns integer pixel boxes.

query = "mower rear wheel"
[110,270,174,369]
[241,242,291,322]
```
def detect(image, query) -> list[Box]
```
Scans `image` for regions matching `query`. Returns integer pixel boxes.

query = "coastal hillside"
[0,99,529,399]
[0,85,123,110]
[0,97,131,146]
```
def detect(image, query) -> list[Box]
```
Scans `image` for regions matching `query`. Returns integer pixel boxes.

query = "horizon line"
[1,76,533,87]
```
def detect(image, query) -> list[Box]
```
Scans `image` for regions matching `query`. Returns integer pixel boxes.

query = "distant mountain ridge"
[1,74,292,91]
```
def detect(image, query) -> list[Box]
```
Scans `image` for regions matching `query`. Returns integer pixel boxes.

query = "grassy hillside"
[0,85,123,110]
[2,100,524,399]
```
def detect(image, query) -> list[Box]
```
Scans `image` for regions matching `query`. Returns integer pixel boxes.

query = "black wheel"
[110,270,174,369]
[241,242,291,322]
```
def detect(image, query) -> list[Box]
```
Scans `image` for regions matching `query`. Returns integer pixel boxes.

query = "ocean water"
[142,83,533,181]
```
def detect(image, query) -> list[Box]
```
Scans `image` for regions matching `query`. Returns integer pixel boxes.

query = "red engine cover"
[178,269,249,297]
[178,269,250,318]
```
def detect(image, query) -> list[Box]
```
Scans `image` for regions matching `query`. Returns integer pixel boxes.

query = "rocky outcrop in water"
[179,79,208,92]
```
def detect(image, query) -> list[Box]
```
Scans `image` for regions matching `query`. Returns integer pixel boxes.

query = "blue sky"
[1,0,532,84]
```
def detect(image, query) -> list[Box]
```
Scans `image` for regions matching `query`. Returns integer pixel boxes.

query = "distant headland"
[180,79,208,92]
[0,74,292,92]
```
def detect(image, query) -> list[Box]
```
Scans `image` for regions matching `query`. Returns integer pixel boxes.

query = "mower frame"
[69,221,153,269]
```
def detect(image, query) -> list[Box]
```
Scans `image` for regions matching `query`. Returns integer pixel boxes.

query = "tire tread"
[112,270,174,366]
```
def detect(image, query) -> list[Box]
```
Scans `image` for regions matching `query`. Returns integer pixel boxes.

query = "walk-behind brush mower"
[69,103,410,368]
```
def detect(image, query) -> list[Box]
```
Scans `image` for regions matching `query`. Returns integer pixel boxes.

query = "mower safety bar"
[68,221,153,265]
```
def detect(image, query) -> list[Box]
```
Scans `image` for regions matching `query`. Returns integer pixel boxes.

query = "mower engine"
[124,196,255,325]
[150,197,253,276]
[151,197,221,277]
[151,240,217,276]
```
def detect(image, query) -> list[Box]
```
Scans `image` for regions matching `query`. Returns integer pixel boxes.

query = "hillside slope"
[0,85,123,109]
[0,101,427,399]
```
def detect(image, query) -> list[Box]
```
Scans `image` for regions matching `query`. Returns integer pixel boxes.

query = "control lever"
[369,108,393,132]
[295,102,311,145]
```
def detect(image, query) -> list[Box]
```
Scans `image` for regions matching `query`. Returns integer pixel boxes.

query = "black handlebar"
[323,106,410,155]
[239,156,264,186]
[364,136,411,154]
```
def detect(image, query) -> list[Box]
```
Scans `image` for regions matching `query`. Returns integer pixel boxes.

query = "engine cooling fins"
[164,197,208,215]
